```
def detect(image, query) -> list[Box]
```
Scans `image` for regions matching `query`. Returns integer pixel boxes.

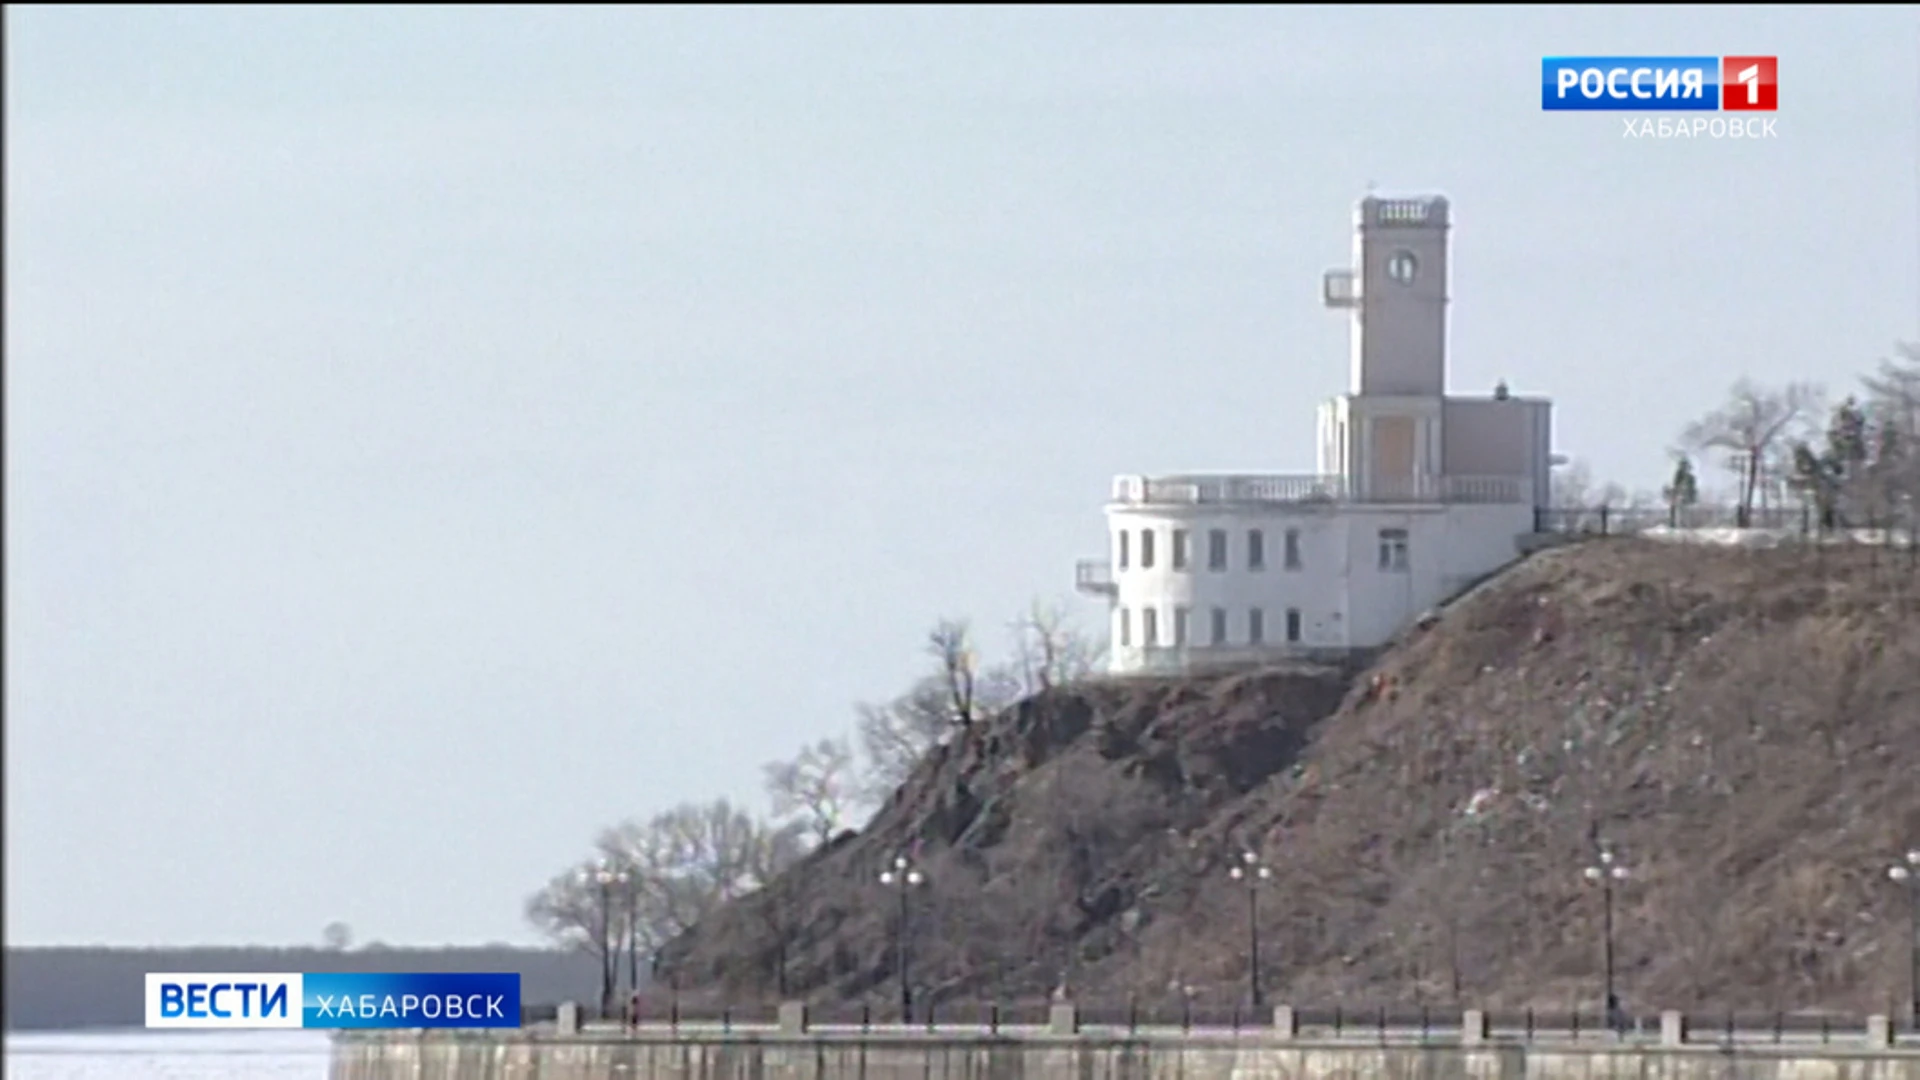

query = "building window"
[1378,527,1410,571]
[1385,249,1419,284]
[1247,529,1266,571]
[1118,607,1131,647]
[1285,608,1302,643]
[1171,529,1189,571]
[1210,606,1228,645]
[1142,607,1159,646]
[1207,529,1228,571]
[1284,528,1302,570]
[1140,529,1156,570]
[1173,606,1189,646]
[1117,530,1130,571]
[1248,608,1265,645]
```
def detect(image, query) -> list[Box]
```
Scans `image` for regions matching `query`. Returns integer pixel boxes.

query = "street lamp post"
[624,876,642,1016]
[1228,850,1274,1009]
[878,854,926,1023]
[1582,846,1629,1030]
[583,861,628,1019]
[1888,848,1920,1027]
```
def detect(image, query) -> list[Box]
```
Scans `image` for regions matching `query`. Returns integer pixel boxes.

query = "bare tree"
[1862,342,1920,439]
[1010,599,1107,694]
[976,662,1024,712]
[600,800,799,923]
[525,860,622,996]
[856,675,954,804]
[927,618,981,727]
[526,799,807,1005]
[1550,459,1594,508]
[926,617,1026,721]
[854,623,1029,806]
[320,921,353,951]
[1681,378,1823,527]
[1551,453,1597,503]
[1549,459,1628,531]
[1861,343,1920,525]
[763,737,856,847]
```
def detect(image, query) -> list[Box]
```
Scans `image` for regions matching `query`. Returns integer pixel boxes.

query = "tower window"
[1285,608,1302,643]
[1139,529,1156,570]
[1385,250,1419,284]
[1207,529,1228,571]
[1118,607,1131,648]
[1210,606,1228,645]
[1116,529,1129,571]
[1171,529,1189,571]
[1173,606,1189,646]
[1378,527,1410,571]
[1142,607,1159,647]
[1247,529,1266,571]
[1284,528,1302,570]
[1248,608,1265,646]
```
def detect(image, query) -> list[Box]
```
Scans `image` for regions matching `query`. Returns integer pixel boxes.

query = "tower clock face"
[1385,250,1418,284]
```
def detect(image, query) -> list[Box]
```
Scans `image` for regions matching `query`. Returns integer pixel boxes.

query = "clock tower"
[1317,195,1452,498]
[1327,195,1450,396]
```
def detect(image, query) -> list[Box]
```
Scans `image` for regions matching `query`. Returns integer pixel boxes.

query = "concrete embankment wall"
[330,1030,1920,1080]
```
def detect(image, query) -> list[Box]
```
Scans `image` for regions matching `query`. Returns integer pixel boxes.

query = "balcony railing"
[1110,474,1346,505]
[1074,559,1115,596]
[1370,196,1447,226]
[1108,473,1527,507]
[1322,269,1359,309]
[1376,474,1527,504]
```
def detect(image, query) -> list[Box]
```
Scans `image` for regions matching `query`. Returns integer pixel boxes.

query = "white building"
[1074,194,1554,676]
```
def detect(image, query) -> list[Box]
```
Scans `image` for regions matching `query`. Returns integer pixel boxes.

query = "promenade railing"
[516,998,1919,1048]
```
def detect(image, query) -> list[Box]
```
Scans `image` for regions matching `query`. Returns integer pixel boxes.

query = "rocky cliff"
[657,540,1920,1016]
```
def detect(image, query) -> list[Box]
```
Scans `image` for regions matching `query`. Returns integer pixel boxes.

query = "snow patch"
[1637,525,1913,548]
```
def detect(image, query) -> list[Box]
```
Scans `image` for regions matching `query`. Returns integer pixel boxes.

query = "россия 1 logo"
[144,972,521,1029]
[1541,56,1777,139]
[1541,57,1776,110]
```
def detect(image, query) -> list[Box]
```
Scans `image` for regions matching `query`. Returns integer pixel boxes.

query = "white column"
[1413,415,1431,486]
[1355,414,1373,499]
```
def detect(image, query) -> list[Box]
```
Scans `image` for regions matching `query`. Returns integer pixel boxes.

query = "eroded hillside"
[657,540,1920,1015]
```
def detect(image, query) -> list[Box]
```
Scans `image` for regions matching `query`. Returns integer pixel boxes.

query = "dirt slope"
[658,540,1920,1016]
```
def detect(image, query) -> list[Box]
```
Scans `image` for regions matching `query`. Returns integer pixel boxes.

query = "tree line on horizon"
[1551,343,1920,535]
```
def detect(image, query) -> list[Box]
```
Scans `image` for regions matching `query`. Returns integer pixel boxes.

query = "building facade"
[1075,195,1554,676]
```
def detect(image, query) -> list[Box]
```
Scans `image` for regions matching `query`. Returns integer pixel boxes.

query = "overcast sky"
[7,5,1916,947]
